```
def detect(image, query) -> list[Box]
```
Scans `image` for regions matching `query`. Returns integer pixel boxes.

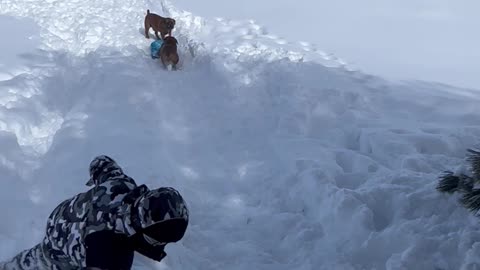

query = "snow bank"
[1,0,480,269]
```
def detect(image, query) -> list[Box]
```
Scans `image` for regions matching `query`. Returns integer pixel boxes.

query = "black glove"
[130,232,167,262]
[135,243,167,262]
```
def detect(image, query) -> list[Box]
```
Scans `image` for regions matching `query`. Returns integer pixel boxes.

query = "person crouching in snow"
[0,155,189,270]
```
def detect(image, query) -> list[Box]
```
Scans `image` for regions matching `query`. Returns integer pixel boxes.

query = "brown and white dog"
[159,36,179,70]
[144,9,176,40]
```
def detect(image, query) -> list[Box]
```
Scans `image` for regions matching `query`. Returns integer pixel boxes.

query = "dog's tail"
[147,9,150,14]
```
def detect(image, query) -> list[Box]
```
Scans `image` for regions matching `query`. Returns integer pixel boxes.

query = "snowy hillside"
[1,0,480,269]
[171,0,480,90]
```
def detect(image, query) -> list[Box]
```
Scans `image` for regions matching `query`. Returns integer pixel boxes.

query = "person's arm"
[84,231,134,270]
[134,241,167,262]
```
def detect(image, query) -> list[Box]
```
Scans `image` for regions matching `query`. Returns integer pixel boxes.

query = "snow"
[171,0,480,90]
[1,0,480,269]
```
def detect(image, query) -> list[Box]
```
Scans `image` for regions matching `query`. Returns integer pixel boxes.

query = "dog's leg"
[160,57,167,69]
[144,22,150,38]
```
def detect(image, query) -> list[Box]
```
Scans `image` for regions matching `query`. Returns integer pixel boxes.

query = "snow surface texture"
[171,0,480,90]
[1,0,480,269]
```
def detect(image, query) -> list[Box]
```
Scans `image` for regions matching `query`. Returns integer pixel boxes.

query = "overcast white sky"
[175,0,480,90]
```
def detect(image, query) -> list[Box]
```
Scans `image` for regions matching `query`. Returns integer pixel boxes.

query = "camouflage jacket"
[1,156,147,270]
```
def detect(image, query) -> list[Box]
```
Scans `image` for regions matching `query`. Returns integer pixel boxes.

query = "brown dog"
[144,9,176,40]
[159,36,179,70]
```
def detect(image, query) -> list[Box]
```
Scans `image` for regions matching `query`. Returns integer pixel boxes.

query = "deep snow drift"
[1,0,480,269]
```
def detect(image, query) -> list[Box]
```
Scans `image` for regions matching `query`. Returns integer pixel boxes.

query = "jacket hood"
[131,187,189,231]
[86,155,125,186]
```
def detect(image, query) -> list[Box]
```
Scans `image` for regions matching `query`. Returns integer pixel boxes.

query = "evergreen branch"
[466,148,480,181]
[436,171,474,194]
[460,188,480,213]
[458,174,475,192]
[437,171,461,193]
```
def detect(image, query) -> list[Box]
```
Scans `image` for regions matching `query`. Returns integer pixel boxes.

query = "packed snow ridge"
[1,0,480,269]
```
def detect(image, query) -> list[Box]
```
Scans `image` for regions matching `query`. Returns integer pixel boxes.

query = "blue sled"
[150,39,164,59]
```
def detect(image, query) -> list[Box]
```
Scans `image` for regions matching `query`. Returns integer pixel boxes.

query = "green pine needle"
[437,171,474,194]
[460,188,480,213]
[436,171,461,194]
